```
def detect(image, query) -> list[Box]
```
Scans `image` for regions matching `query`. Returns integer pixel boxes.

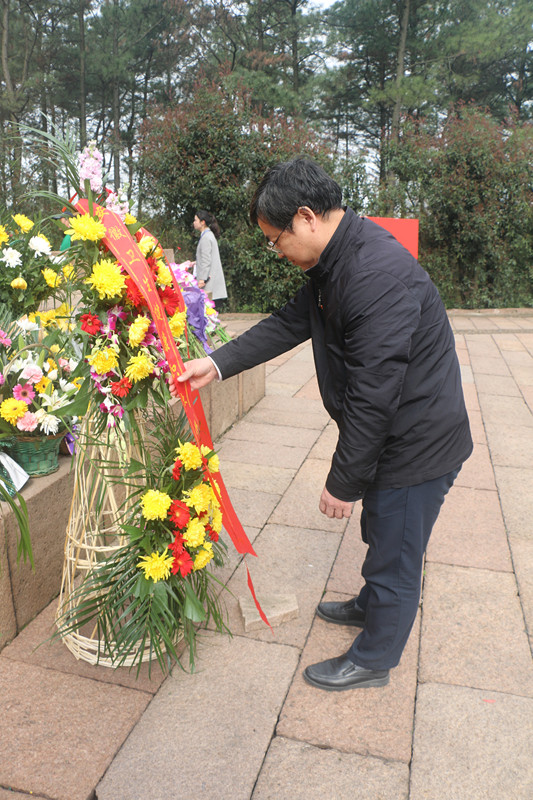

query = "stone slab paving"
[1,311,533,800]
[251,736,410,800]
[96,635,299,800]
[277,603,421,764]
[410,684,533,800]
[0,658,151,800]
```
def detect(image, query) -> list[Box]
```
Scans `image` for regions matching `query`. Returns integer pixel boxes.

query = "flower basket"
[3,431,66,476]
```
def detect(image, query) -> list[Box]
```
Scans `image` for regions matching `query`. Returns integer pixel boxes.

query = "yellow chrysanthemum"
[184,517,206,549]
[67,214,106,242]
[156,263,173,287]
[46,358,58,372]
[30,308,55,328]
[211,507,223,534]
[177,441,202,471]
[88,347,119,375]
[0,398,28,424]
[201,445,220,473]
[12,213,33,233]
[193,543,214,572]
[62,262,75,281]
[52,302,74,333]
[137,235,157,256]
[125,213,137,225]
[205,306,216,316]
[85,258,127,300]
[168,311,187,339]
[10,276,27,290]
[128,315,151,348]
[34,375,51,394]
[0,224,9,245]
[185,483,212,514]
[124,352,154,383]
[137,551,174,583]
[42,267,62,288]
[141,489,172,521]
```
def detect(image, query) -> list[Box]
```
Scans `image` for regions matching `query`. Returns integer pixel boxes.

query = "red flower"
[147,256,159,274]
[125,275,146,308]
[158,287,180,316]
[168,499,190,529]
[171,458,182,481]
[206,524,219,543]
[80,313,101,335]
[110,376,132,398]
[168,532,185,556]
[170,548,193,577]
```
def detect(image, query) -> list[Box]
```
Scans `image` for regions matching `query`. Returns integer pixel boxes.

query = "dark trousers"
[348,468,459,670]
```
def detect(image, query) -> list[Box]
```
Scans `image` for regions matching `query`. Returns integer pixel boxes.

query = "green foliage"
[376,107,533,308]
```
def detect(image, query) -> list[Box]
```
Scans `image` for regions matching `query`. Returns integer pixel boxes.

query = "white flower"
[16,317,40,332]
[1,247,22,268]
[59,378,78,394]
[28,235,52,257]
[40,390,69,411]
[35,408,61,435]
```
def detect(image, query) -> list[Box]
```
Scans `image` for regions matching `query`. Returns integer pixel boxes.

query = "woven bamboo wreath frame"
[56,414,163,668]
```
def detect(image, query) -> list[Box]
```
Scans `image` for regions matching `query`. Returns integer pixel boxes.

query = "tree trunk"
[391,0,410,142]
[112,0,121,188]
[78,1,87,148]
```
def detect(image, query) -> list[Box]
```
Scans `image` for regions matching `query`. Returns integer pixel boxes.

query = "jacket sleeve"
[325,270,421,502]
[211,284,312,379]
[195,234,212,281]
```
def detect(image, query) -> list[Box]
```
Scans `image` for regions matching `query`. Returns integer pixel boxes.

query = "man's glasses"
[266,223,289,254]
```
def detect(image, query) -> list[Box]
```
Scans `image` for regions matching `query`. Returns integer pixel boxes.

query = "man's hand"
[319,486,353,519]
[169,357,218,395]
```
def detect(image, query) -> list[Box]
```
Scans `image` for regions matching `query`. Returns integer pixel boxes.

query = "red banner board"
[367,217,419,259]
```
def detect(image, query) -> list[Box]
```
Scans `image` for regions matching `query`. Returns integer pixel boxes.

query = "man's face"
[258,210,321,271]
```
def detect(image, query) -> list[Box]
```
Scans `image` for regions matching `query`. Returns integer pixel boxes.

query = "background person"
[193,210,227,309]
[173,158,472,693]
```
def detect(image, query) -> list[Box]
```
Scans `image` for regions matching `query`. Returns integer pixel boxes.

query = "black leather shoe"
[303,653,389,692]
[316,599,366,627]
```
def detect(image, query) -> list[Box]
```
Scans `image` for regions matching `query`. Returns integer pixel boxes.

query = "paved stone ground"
[1,310,532,800]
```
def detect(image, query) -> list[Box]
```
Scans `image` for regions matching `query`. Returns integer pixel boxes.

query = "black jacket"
[212,208,472,501]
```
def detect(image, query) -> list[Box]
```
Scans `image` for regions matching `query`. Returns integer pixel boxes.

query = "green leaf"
[120,524,144,541]
[184,582,206,622]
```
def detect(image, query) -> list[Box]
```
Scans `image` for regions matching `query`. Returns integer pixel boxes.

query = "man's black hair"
[250,157,342,230]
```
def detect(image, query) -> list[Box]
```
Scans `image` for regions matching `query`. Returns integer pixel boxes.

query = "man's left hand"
[319,486,353,519]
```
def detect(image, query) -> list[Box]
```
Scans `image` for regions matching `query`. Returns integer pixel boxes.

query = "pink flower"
[19,364,43,384]
[16,411,39,432]
[58,358,71,373]
[13,383,36,404]
[0,328,12,347]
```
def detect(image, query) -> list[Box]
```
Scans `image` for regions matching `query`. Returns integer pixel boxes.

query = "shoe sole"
[303,669,390,692]
[316,608,365,627]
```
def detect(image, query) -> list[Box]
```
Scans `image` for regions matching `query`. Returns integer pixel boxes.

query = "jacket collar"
[305,207,360,283]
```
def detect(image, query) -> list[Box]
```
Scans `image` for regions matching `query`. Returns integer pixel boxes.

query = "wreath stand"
[55,416,154,668]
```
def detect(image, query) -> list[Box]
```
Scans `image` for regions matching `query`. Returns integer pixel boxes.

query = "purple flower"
[182,286,212,354]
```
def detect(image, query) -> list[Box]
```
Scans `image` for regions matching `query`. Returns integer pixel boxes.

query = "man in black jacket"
[174,158,473,691]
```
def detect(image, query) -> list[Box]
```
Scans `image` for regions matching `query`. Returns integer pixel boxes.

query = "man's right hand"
[169,357,218,395]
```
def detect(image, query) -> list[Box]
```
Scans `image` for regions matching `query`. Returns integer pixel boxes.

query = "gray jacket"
[195,229,227,300]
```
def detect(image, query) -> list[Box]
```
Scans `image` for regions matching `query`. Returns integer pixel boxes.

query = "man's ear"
[296,206,318,230]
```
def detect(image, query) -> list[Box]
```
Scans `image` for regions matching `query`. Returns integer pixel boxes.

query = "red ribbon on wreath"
[75,199,270,629]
